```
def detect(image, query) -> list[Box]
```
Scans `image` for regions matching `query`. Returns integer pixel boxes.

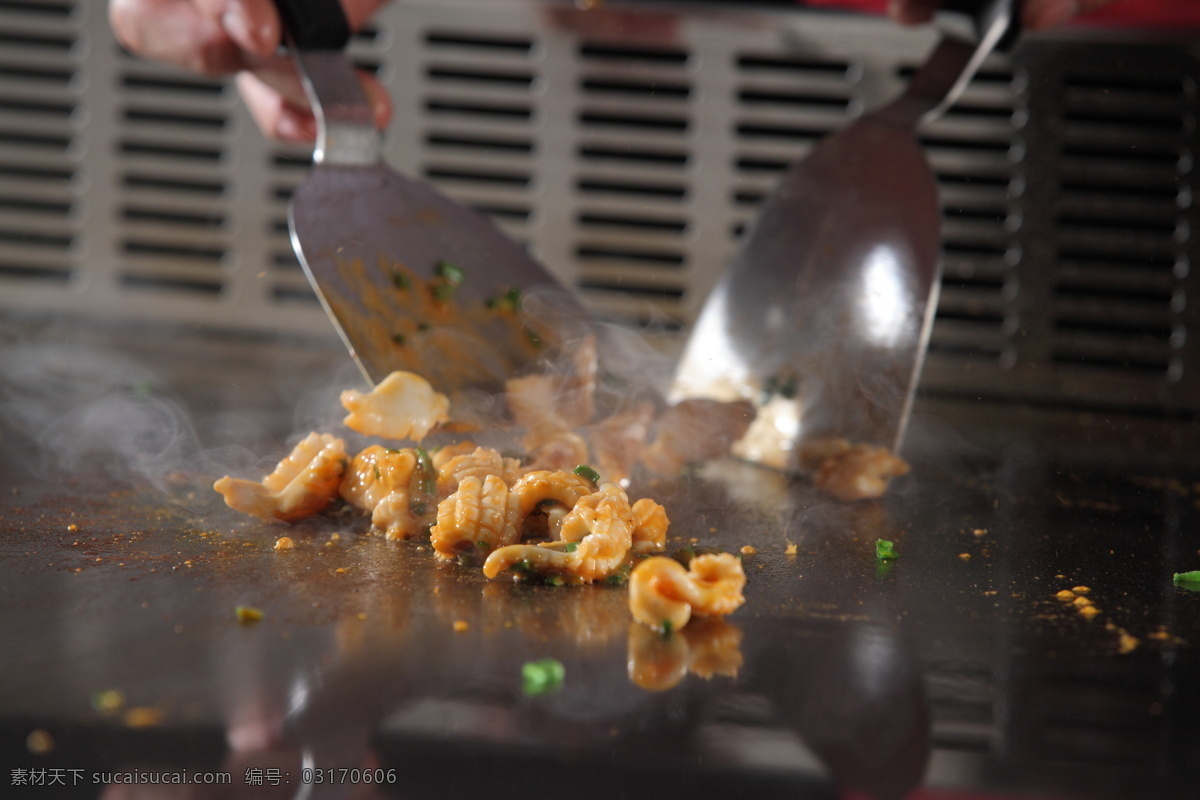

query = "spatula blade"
[290,164,579,393]
[672,119,942,472]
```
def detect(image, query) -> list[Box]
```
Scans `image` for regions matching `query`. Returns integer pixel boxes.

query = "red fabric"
[800,0,1200,28]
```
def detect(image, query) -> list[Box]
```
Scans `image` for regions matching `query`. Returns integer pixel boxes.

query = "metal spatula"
[672,0,1019,473]
[276,0,581,394]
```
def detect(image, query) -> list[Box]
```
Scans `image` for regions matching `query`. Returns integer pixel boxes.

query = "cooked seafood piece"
[812,443,910,501]
[340,370,450,442]
[628,553,746,632]
[431,474,522,560]
[214,433,347,522]
[641,399,756,475]
[483,482,634,583]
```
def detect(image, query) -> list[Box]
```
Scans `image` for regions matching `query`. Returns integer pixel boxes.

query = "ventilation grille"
[114,49,231,298]
[1050,66,1191,381]
[1,1,1199,417]
[0,0,78,286]
[417,27,538,243]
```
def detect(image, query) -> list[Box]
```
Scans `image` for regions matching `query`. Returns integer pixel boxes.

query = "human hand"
[108,0,393,142]
[888,0,1118,30]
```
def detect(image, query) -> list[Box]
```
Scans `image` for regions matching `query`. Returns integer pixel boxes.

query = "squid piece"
[525,431,590,474]
[340,370,450,442]
[435,446,524,499]
[585,402,654,487]
[628,553,746,632]
[431,474,522,561]
[506,334,598,448]
[483,483,634,583]
[630,498,669,554]
[640,399,756,475]
[339,445,421,540]
[214,433,347,522]
[510,469,596,520]
[812,443,910,502]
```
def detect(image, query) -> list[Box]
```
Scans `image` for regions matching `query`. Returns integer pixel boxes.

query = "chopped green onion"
[434,260,465,286]
[876,539,897,561]
[661,619,674,636]
[521,658,565,696]
[1173,570,1200,588]
[235,605,263,624]
[573,464,601,485]
[431,283,456,302]
[391,333,407,346]
[414,446,436,497]
[545,574,564,587]
[487,287,522,311]
[563,542,578,553]
[476,540,489,549]
[392,272,411,289]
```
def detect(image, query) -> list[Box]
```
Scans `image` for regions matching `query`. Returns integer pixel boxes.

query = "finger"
[887,0,941,25]
[237,68,391,141]
[343,0,392,30]
[109,0,246,74]
[193,0,281,56]
[237,71,317,142]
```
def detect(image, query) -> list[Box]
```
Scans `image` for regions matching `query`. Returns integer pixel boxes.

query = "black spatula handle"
[273,0,351,51]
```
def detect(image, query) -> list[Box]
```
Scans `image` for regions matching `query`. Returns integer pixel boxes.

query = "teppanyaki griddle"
[0,319,1197,800]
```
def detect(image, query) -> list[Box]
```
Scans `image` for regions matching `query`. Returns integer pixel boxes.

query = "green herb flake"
[431,283,456,302]
[876,539,897,561]
[661,619,674,636]
[1173,570,1200,589]
[434,260,465,286]
[521,658,565,696]
[414,446,436,497]
[235,605,264,624]
[392,272,411,289]
[563,542,578,553]
[573,464,601,485]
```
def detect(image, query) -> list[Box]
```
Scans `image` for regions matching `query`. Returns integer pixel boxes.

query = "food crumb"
[274,537,295,551]
[1055,589,1076,601]
[357,613,367,621]
[330,533,341,542]
[324,541,335,548]
[740,545,757,556]
[235,605,264,624]
[1073,596,1093,608]
[124,707,163,728]
[1118,631,1140,654]
[67,524,78,533]
[1079,605,1101,619]
[335,568,347,574]
[785,543,798,556]
[958,553,971,561]
[91,689,125,713]
[26,729,53,755]
[972,528,986,537]
[453,620,469,632]
[1072,585,1091,594]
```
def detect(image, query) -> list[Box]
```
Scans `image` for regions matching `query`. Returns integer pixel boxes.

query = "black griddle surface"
[1,322,1197,800]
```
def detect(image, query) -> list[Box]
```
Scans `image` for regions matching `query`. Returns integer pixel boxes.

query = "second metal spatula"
[672,0,1020,472]
[276,0,581,394]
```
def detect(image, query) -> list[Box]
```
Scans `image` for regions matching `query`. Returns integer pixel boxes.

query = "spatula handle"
[274,0,351,50]
[270,0,380,166]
